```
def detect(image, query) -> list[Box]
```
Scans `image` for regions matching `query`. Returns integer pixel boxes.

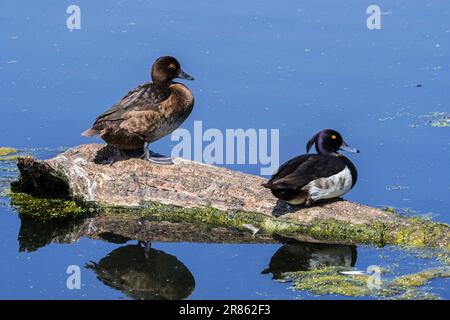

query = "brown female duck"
[82,56,194,164]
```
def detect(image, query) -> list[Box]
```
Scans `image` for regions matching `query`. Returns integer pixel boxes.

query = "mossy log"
[11,144,450,249]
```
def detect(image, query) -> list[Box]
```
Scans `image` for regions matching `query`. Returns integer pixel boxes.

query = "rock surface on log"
[11,144,450,248]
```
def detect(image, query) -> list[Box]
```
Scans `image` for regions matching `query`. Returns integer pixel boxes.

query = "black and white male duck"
[82,56,194,164]
[262,129,359,206]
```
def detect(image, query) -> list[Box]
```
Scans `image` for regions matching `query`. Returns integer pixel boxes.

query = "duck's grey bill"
[178,69,194,80]
[340,142,360,153]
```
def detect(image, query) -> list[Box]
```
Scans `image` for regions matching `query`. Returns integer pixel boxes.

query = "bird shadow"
[271,198,343,217]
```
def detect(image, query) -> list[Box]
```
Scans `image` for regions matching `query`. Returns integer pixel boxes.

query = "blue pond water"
[0,1,449,299]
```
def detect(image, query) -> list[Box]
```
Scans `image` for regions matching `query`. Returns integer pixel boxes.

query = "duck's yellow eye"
[168,63,177,70]
[331,135,337,140]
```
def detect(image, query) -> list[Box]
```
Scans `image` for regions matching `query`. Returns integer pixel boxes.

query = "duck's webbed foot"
[143,142,174,165]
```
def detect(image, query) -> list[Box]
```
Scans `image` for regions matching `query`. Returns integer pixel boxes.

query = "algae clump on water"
[284,265,450,299]
[0,147,18,157]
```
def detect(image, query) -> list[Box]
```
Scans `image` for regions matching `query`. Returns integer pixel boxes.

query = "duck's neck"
[169,83,194,106]
[153,80,171,87]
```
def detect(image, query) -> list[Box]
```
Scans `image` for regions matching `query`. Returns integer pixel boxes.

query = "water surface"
[0,1,449,299]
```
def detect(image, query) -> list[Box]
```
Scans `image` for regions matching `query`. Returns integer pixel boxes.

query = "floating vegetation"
[284,265,450,299]
[0,155,19,162]
[385,185,410,191]
[379,110,450,128]
[392,268,449,287]
[0,147,18,157]
[428,112,450,128]
[393,289,440,300]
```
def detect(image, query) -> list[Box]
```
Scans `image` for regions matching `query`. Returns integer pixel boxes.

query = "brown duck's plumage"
[82,81,194,151]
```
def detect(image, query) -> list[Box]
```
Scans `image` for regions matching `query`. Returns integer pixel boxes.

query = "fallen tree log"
[10,144,450,249]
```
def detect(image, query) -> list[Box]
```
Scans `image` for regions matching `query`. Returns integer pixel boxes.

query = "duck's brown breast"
[120,83,194,143]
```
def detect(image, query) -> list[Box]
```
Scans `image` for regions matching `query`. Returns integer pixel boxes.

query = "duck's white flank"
[304,166,353,201]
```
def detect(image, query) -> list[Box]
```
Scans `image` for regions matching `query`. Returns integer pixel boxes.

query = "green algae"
[384,207,398,215]
[0,147,18,157]
[403,111,450,128]
[8,192,88,221]
[284,265,450,299]
[439,252,450,266]
[90,202,290,235]
[432,121,450,128]
[93,202,385,245]
[387,218,450,249]
[392,268,450,287]
[305,220,387,247]
[286,267,374,297]
[83,201,450,249]
[379,208,450,249]
[0,155,19,162]
[428,112,450,128]
[393,289,441,300]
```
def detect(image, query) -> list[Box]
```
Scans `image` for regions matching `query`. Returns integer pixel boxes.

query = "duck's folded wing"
[93,83,171,123]
[266,155,311,182]
[264,155,346,190]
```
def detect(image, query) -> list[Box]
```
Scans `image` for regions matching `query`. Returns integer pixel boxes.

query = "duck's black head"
[306,129,359,156]
[151,56,194,84]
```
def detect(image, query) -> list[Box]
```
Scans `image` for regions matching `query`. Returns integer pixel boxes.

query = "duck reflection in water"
[262,241,357,280]
[86,243,195,300]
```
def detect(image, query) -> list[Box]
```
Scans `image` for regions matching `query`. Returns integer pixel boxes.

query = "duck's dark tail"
[262,182,300,202]
[81,128,98,137]
[261,182,286,190]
